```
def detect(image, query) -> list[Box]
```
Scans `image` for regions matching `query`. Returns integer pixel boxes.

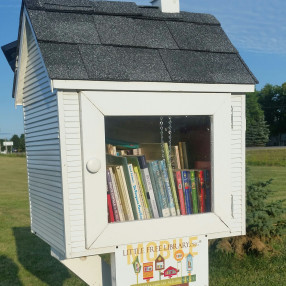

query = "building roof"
[15,0,259,84]
[1,41,18,72]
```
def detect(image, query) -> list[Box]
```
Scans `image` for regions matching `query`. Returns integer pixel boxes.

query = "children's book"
[163,143,180,216]
[106,168,120,221]
[181,170,192,214]
[137,155,159,218]
[174,170,186,215]
[190,170,199,214]
[149,161,171,217]
[158,159,176,216]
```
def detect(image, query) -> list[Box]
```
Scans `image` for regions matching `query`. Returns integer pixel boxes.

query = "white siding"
[58,92,86,257]
[22,21,66,255]
[230,94,246,234]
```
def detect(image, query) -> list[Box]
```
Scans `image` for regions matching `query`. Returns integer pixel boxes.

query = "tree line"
[246,82,286,147]
[0,134,25,152]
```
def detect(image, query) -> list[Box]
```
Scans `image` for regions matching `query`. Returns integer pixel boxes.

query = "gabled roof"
[19,0,258,84]
[1,41,18,72]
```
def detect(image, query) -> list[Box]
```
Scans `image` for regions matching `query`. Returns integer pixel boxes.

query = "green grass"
[246,148,286,167]
[1,150,286,285]
[209,148,286,285]
[0,156,85,286]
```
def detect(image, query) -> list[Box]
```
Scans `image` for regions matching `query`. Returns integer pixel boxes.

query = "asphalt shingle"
[39,43,88,80]
[160,49,256,84]
[28,10,100,44]
[21,0,258,85]
[93,1,142,16]
[167,21,237,53]
[79,45,171,82]
[94,15,178,49]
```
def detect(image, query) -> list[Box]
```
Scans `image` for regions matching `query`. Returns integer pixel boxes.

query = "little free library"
[2,0,257,285]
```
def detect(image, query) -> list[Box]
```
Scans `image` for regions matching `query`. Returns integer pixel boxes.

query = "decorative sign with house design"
[116,236,208,286]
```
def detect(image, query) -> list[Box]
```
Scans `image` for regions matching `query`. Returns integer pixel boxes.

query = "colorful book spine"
[178,142,185,169]
[174,170,186,215]
[158,160,176,216]
[109,167,125,221]
[107,191,115,223]
[149,161,170,217]
[148,163,163,217]
[198,170,206,213]
[164,143,180,216]
[181,170,192,215]
[106,168,120,221]
[181,142,189,169]
[118,166,134,220]
[133,166,152,219]
[189,170,199,214]
[204,170,211,212]
[137,156,159,218]
[127,164,144,220]
[172,146,181,170]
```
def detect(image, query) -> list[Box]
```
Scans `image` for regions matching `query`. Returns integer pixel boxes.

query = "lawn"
[0,156,85,286]
[0,150,285,285]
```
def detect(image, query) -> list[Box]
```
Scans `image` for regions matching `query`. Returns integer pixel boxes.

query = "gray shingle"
[38,43,88,80]
[139,7,183,20]
[22,0,257,85]
[43,0,94,12]
[160,50,256,84]
[28,10,100,44]
[180,12,220,25]
[79,45,171,82]
[93,1,142,15]
[167,21,237,53]
[94,15,178,49]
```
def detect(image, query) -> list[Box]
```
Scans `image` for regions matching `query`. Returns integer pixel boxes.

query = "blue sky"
[0,0,286,137]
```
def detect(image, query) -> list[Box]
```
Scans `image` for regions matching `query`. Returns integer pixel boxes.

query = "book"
[148,163,163,217]
[140,143,162,161]
[181,170,192,215]
[204,170,211,212]
[116,165,134,221]
[134,166,150,219]
[107,191,115,223]
[174,170,186,215]
[109,167,125,221]
[127,163,144,220]
[158,159,176,216]
[106,155,138,220]
[178,142,185,169]
[113,166,129,219]
[181,142,189,169]
[163,143,180,216]
[149,161,170,217]
[133,148,142,156]
[171,146,181,170]
[106,168,120,221]
[126,156,152,218]
[137,155,159,218]
[198,170,206,213]
[189,170,199,214]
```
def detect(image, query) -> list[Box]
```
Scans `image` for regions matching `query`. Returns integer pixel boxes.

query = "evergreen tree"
[258,83,286,138]
[19,134,25,152]
[246,92,269,146]
[10,134,20,150]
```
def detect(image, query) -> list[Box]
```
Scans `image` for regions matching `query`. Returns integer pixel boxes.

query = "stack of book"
[106,142,211,223]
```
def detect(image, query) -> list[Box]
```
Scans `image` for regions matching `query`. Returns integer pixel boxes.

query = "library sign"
[116,236,208,286]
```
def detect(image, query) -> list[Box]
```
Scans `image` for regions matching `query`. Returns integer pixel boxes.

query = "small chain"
[168,116,172,159]
[160,116,172,160]
[160,116,165,160]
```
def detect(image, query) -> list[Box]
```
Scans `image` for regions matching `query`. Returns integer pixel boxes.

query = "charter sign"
[116,236,208,286]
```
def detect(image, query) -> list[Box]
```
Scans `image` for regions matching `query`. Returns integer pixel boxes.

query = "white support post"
[60,255,104,286]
